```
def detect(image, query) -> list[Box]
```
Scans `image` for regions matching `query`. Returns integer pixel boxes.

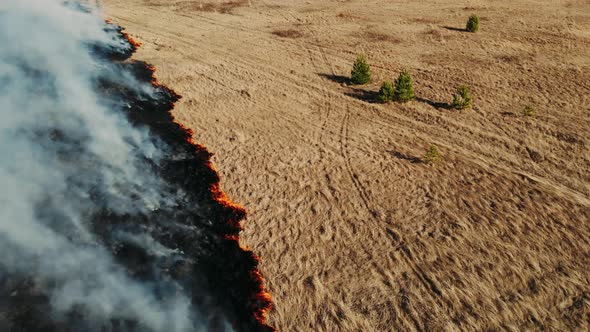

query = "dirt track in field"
[103,1,590,330]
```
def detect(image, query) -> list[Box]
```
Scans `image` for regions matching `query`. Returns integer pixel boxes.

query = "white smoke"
[0,0,221,330]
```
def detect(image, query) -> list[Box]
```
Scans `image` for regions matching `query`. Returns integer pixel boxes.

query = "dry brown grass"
[364,30,402,43]
[410,17,440,25]
[103,0,590,331]
[422,27,446,42]
[193,1,247,13]
[146,0,249,13]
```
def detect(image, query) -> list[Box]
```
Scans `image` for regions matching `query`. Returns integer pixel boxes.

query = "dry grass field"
[102,0,590,330]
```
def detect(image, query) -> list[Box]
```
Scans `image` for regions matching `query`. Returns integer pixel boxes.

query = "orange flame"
[122,32,142,52]
[105,18,142,54]
[117,27,275,331]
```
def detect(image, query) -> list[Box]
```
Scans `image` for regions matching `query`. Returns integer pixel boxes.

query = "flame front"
[118,25,275,332]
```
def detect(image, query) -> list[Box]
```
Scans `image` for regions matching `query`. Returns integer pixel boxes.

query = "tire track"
[129,15,588,205]
[339,107,373,214]
[256,0,335,155]
[114,0,590,298]
[117,6,554,327]
[336,105,456,324]
[274,4,335,78]
[313,98,332,161]
[282,10,335,77]
[115,16,589,315]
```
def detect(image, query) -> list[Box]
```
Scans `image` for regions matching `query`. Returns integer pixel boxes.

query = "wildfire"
[105,18,142,54]
[117,26,275,331]
[121,31,142,51]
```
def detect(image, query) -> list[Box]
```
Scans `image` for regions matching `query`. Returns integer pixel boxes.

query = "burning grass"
[1,18,273,332]
[115,30,275,332]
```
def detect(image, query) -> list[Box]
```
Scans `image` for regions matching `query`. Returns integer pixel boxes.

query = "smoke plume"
[0,1,273,331]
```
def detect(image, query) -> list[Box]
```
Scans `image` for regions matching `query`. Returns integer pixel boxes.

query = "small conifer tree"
[423,144,441,165]
[452,84,473,110]
[466,14,480,33]
[378,80,395,103]
[393,70,415,103]
[351,54,371,85]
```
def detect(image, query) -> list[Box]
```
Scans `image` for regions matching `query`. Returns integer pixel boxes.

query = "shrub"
[452,84,473,110]
[466,14,480,33]
[423,144,441,164]
[522,105,536,117]
[394,69,415,103]
[378,81,395,103]
[351,54,371,85]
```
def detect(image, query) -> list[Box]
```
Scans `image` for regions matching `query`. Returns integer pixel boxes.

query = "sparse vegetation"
[423,144,441,164]
[378,81,395,103]
[350,54,371,85]
[466,14,480,32]
[393,70,416,103]
[523,105,537,117]
[452,84,473,110]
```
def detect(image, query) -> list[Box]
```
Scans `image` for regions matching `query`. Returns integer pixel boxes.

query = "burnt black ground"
[0,22,273,332]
